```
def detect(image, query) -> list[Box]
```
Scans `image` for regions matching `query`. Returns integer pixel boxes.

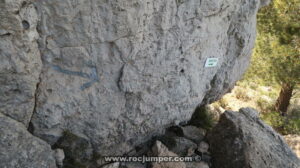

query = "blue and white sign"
[205,58,219,67]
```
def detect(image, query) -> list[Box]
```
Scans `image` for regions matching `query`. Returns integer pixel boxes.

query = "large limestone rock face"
[28,0,266,157]
[207,108,300,168]
[0,113,57,168]
[1,0,269,164]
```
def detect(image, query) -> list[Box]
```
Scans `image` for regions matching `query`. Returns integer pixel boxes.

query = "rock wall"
[0,0,269,167]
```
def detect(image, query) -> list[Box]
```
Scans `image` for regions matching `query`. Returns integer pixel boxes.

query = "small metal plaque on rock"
[205,58,219,67]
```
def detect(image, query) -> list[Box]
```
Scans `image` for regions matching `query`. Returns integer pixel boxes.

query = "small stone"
[97,157,109,167]
[54,131,94,166]
[123,162,146,168]
[186,162,209,168]
[201,154,211,163]
[182,126,206,143]
[151,141,186,168]
[155,135,177,150]
[102,162,120,168]
[187,147,196,157]
[171,137,197,156]
[197,141,209,153]
[54,148,65,167]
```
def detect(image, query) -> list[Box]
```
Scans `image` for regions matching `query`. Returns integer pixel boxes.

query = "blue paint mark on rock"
[51,64,99,90]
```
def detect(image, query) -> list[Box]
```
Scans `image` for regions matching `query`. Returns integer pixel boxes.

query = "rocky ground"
[100,108,300,168]
[101,119,211,168]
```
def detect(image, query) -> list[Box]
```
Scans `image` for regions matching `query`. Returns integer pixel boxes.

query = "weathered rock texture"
[1,0,269,166]
[0,113,57,168]
[0,0,41,126]
[207,108,300,168]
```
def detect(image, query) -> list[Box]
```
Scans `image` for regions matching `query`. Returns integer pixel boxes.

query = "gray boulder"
[0,113,57,168]
[102,162,120,168]
[54,149,65,168]
[186,162,209,168]
[1,0,270,166]
[30,0,267,158]
[207,108,300,168]
[181,126,206,143]
[122,162,147,168]
[197,141,209,153]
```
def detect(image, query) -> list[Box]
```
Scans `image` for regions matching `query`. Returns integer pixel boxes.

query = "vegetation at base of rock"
[261,110,300,135]
[234,87,251,102]
[189,106,216,130]
[212,81,300,135]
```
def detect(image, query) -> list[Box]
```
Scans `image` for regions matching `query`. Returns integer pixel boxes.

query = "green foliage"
[261,111,285,129]
[242,0,300,134]
[243,0,300,86]
[189,106,215,130]
[261,111,300,135]
[256,97,273,112]
[283,118,300,135]
[257,94,300,135]
[289,106,300,119]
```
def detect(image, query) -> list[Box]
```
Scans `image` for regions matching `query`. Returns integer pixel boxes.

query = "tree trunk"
[275,83,294,116]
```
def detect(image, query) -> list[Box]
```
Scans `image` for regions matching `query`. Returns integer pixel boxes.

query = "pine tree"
[245,0,300,115]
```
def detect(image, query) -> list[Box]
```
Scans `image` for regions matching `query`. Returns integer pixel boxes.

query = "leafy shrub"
[260,111,300,135]
[256,97,274,112]
[256,95,300,135]
[283,118,300,135]
[261,111,285,130]
[189,105,216,130]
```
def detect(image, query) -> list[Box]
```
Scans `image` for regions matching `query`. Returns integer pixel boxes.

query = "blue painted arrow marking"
[51,64,99,90]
